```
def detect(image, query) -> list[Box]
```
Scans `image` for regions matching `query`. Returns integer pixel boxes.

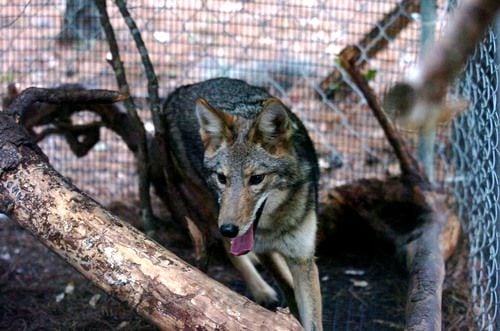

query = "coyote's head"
[196,97,301,256]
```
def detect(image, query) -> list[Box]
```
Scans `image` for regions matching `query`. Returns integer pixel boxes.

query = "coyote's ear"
[196,98,234,153]
[250,98,292,154]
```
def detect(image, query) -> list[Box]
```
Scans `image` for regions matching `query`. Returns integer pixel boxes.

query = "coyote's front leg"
[223,241,279,308]
[286,256,323,331]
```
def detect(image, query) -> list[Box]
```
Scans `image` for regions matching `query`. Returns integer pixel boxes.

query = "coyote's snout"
[216,187,268,256]
[216,179,269,256]
[164,78,322,331]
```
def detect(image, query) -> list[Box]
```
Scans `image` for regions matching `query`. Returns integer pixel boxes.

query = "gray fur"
[163,78,322,331]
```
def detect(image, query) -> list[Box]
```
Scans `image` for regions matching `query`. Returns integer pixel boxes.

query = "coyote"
[163,78,322,331]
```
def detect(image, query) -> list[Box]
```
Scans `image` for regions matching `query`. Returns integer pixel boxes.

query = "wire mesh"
[451,27,499,330]
[0,0,498,329]
[1,0,428,201]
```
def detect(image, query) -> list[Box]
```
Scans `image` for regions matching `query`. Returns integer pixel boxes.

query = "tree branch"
[114,0,164,134]
[109,1,218,251]
[94,0,157,230]
[384,0,500,130]
[3,84,145,156]
[320,0,420,98]
[338,34,457,330]
[5,87,124,117]
[339,57,426,182]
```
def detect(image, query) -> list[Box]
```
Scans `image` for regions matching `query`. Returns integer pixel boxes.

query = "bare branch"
[5,87,125,117]
[114,0,164,134]
[0,0,32,29]
[338,54,455,330]
[108,1,219,251]
[3,85,146,156]
[339,57,426,182]
[94,0,157,230]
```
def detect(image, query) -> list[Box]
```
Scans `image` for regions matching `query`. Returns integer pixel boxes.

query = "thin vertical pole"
[417,0,437,182]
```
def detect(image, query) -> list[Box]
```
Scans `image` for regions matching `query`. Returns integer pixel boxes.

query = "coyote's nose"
[220,224,239,238]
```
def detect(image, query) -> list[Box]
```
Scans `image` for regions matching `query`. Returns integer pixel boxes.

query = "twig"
[94,0,157,230]
[93,1,136,116]
[0,0,32,29]
[339,57,426,183]
[114,0,164,134]
[112,2,219,255]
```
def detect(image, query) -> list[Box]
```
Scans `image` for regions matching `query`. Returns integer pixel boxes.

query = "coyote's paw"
[253,285,280,311]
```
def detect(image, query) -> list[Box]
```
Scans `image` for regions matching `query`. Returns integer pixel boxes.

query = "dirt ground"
[0,199,472,331]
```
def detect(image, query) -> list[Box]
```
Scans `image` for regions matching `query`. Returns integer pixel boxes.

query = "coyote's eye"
[249,174,265,186]
[217,173,227,185]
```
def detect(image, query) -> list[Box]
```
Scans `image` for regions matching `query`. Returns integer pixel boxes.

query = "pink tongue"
[230,225,254,256]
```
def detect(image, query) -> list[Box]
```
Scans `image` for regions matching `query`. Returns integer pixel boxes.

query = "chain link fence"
[1,0,498,329]
[451,25,499,330]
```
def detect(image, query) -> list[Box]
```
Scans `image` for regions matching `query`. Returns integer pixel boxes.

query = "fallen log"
[0,88,302,331]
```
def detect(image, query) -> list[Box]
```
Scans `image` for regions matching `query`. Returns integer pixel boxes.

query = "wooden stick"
[405,201,445,331]
[339,57,425,182]
[114,0,164,134]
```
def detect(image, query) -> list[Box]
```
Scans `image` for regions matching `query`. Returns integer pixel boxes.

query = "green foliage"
[0,73,16,84]
[363,69,377,81]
